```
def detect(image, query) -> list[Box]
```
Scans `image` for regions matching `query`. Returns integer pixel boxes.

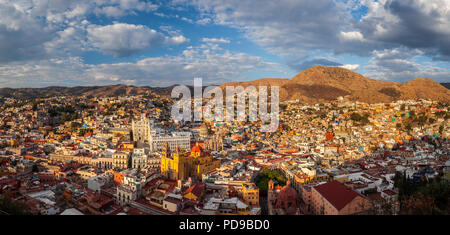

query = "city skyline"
[0,0,449,219]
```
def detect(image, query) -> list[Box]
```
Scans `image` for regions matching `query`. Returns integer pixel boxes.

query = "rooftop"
[314,180,360,211]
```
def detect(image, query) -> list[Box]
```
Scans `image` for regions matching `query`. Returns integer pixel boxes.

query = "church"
[267,179,301,215]
[160,142,221,181]
[131,114,151,145]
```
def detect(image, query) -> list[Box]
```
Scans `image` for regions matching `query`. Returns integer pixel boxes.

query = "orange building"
[113,172,124,184]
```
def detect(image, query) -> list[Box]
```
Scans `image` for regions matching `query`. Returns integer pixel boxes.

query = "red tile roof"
[382,189,397,196]
[366,192,384,203]
[314,180,360,211]
[183,183,205,198]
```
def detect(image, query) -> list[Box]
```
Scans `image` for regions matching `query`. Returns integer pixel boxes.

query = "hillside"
[0,84,155,100]
[0,66,449,104]
[221,66,450,103]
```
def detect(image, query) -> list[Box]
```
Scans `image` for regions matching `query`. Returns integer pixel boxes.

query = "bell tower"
[162,142,170,158]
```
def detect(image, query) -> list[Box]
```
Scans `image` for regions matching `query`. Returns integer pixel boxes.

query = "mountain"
[0,84,215,100]
[220,78,289,88]
[221,66,450,103]
[441,83,450,90]
[0,66,449,103]
[0,84,155,100]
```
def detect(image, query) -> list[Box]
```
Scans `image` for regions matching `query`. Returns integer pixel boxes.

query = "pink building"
[267,180,300,215]
[310,180,371,215]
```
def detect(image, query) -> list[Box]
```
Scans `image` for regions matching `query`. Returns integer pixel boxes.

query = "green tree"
[32,164,39,173]
[439,125,444,135]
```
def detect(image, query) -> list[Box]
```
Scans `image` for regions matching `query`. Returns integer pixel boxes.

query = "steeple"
[162,142,170,158]
[286,179,291,187]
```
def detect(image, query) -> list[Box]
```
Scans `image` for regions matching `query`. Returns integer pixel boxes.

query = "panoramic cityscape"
[0,0,449,219]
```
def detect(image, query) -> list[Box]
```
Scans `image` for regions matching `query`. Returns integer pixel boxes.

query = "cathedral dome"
[191,143,204,157]
[275,180,298,214]
[277,184,298,202]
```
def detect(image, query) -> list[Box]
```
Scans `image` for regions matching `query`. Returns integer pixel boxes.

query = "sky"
[0,0,449,88]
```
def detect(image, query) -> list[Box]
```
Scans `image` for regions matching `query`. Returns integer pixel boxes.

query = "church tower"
[132,114,150,145]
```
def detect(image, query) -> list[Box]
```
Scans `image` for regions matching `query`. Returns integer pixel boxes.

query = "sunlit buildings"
[160,143,220,181]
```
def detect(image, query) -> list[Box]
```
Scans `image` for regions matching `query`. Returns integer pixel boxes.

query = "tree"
[404,123,412,133]
[402,193,435,215]
[0,195,31,215]
[395,172,450,214]
[439,125,444,135]
[32,164,39,173]
[350,113,362,122]
[428,118,435,124]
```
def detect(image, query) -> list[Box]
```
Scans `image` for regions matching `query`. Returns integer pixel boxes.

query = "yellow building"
[110,128,129,136]
[294,173,315,184]
[119,142,134,150]
[241,183,259,207]
[77,167,97,180]
[161,142,220,181]
[111,134,123,145]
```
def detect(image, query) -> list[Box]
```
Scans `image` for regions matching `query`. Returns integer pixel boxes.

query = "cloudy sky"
[0,0,449,87]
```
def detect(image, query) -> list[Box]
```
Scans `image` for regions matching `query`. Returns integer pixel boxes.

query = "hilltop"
[221,66,450,103]
[0,66,449,103]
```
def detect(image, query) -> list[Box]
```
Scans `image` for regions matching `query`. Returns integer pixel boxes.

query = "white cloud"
[364,47,450,82]
[202,37,230,43]
[168,35,190,44]
[0,44,279,87]
[339,31,365,42]
[357,0,450,60]
[0,0,160,62]
[179,0,356,57]
[44,25,89,56]
[87,44,277,86]
[339,64,360,70]
[97,6,126,18]
[181,17,194,23]
[94,0,159,17]
[1,0,449,87]
[175,0,450,82]
[87,23,188,57]
[196,18,212,25]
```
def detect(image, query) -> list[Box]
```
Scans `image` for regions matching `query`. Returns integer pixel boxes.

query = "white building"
[131,148,148,169]
[88,174,113,192]
[149,132,191,152]
[132,114,191,152]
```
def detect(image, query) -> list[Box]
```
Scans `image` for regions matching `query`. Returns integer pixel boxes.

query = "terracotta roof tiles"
[314,180,360,211]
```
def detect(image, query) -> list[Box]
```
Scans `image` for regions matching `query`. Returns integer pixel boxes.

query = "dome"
[275,180,299,214]
[277,185,298,202]
[191,143,203,153]
[191,143,204,157]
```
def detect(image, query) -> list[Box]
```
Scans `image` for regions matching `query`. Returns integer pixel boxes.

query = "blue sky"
[0,0,448,87]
